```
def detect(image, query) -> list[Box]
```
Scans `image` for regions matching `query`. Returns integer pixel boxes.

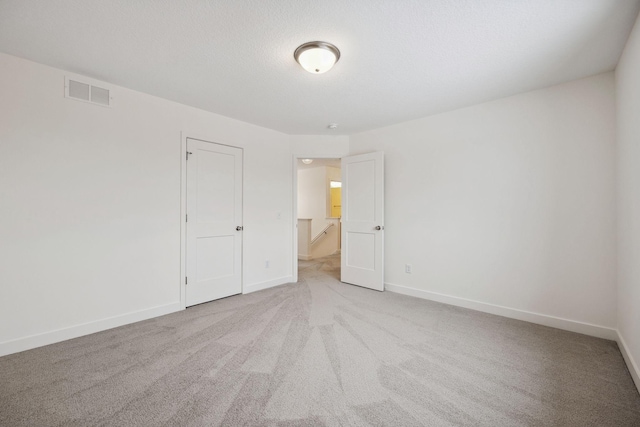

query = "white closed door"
[186,138,243,306]
[341,152,384,291]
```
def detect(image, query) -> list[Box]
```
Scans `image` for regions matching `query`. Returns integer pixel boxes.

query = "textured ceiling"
[1,0,639,135]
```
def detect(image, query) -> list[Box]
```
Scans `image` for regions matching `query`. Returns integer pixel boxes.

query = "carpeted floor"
[1,254,639,426]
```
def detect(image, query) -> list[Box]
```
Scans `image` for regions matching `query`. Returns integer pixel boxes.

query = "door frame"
[291,155,343,283]
[180,132,244,310]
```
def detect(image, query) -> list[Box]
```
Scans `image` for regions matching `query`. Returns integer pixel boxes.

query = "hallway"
[298,253,341,282]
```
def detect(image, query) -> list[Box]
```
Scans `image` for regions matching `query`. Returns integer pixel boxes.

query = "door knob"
[375,225,384,230]
[236,226,243,231]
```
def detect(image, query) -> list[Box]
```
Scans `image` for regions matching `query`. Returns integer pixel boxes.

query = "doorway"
[296,158,342,277]
[293,152,385,291]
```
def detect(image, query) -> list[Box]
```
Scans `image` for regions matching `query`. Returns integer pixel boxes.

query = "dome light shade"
[294,41,340,74]
[301,158,313,164]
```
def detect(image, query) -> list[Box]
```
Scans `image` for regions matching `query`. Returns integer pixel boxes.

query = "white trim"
[292,155,298,284]
[243,276,294,294]
[0,302,181,357]
[385,283,618,341]
[617,330,640,393]
[180,132,187,309]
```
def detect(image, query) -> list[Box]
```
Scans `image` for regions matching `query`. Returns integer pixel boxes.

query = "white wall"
[0,53,293,355]
[298,167,328,233]
[290,135,349,158]
[616,11,640,390]
[350,73,617,334]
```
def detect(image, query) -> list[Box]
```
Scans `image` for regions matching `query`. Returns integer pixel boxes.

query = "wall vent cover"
[65,76,113,107]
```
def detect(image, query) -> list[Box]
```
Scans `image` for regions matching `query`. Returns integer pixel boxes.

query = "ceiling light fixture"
[294,41,340,74]
[301,159,314,164]
[328,123,338,130]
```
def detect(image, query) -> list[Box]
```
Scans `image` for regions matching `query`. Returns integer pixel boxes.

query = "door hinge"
[186,214,188,222]
[185,277,188,285]
[186,151,192,160]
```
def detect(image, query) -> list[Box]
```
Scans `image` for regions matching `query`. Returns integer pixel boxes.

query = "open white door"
[186,138,243,306]
[341,152,384,291]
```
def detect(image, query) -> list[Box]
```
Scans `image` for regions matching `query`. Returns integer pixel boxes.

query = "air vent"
[90,85,110,106]
[68,79,90,101]
[65,76,113,107]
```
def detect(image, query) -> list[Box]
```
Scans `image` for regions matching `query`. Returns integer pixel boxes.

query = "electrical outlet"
[405,264,412,274]
[265,260,270,268]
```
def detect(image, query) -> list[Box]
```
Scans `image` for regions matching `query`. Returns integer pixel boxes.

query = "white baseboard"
[617,331,640,393]
[0,302,182,357]
[385,283,618,341]
[244,276,294,294]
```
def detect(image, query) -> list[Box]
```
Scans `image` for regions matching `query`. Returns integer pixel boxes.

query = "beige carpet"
[1,254,639,426]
